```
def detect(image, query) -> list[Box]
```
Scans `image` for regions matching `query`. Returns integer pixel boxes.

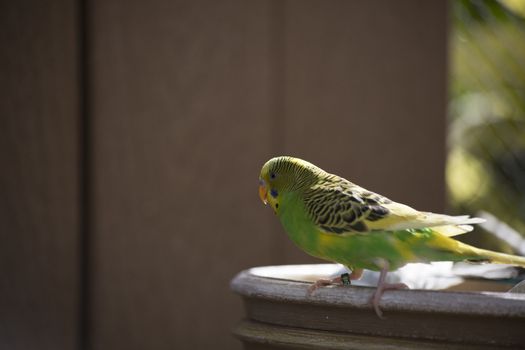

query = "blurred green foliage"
[448,0,525,252]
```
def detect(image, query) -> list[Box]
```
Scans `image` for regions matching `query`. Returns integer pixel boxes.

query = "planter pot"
[231,264,525,349]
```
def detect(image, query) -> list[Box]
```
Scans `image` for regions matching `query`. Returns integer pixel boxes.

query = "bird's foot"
[370,282,409,319]
[307,270,362,295]
[307,274,346,295]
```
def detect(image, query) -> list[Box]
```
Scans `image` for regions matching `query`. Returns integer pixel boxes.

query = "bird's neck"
[277,191,322,258]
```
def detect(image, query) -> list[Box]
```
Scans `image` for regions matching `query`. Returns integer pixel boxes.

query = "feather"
[383,212,485,231]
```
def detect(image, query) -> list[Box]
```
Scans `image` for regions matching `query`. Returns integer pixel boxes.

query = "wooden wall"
[1,1,447,349]
[0,1,80,349]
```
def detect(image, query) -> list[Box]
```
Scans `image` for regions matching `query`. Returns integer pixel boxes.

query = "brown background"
[0,0,446,349]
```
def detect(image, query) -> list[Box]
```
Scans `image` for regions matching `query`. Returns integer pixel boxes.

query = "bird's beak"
[258,180,268,205]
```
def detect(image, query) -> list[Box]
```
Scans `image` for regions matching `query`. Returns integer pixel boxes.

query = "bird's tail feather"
[452,215,486,225]
[460,242,525,268]
[430,215,486,237]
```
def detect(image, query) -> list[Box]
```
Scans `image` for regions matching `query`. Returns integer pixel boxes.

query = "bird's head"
[258,156,321,214]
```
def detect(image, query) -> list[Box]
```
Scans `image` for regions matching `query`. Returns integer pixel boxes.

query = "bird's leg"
[371,259,409,319]
[307,268,364,295]
[349,268,364,280]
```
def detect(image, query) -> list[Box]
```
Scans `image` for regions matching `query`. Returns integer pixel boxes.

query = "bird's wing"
[304,179,483,236]
[303,181,394,234]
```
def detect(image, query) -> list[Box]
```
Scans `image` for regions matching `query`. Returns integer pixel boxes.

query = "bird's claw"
[370,282,409,319]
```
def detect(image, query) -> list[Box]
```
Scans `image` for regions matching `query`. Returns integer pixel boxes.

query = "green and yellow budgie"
[258,156,525,317]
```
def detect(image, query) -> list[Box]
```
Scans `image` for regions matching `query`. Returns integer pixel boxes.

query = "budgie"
[258,156,525,318]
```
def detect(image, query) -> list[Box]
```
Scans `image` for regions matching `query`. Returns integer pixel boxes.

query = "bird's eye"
[270,172,276,180]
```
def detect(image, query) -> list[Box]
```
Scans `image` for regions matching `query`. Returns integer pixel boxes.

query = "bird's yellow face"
[258,161,282,214]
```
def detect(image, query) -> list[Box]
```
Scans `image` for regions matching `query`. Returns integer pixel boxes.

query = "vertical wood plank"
[89,1,274,348]
[0,1,80,349]
[280,0,448,262]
